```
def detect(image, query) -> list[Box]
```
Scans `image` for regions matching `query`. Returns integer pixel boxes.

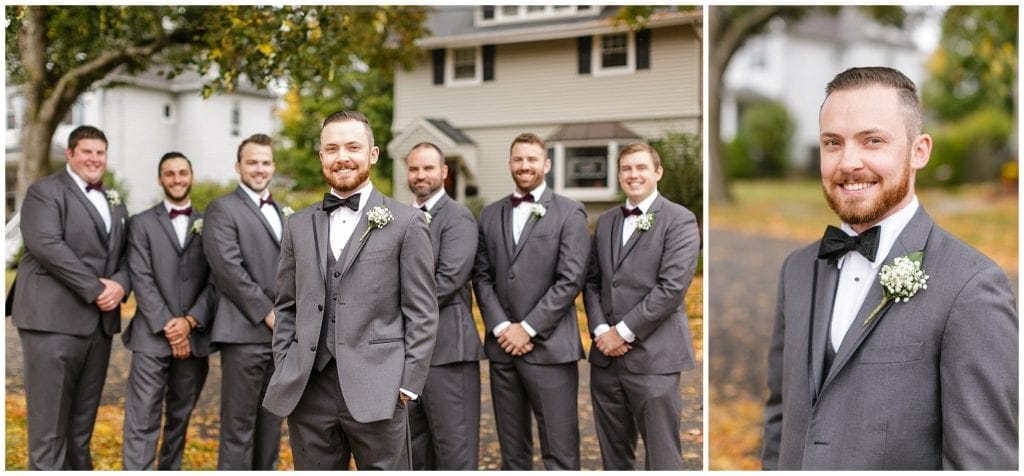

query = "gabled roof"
[547,122,641,142]
[426,118,475,145]
[418,6,701,48]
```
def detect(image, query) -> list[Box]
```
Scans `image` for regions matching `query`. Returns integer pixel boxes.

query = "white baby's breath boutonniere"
[190,218,204,236]
[360,205,394,241]
[636,212,655,232]
[423,210,432,224]
[105,189,121,206]
[863,251,928,326]
[282,206,295,218]
[530,203,546,219]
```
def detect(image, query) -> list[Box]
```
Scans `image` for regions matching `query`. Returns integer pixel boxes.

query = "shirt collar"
[65,164,92,193]
[839,195,919,268]
[238,182,270,205]
[163,199,193,214]
[626,190,659,214]
[514,181,547,201]
[330,181,374,214]
[414,189,446,211]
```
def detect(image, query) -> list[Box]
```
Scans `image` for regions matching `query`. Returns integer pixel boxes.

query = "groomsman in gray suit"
[404,142,484,470]
[203,133,284,469]
[262,111,438,470]
[122,152,215,469]
[472,132,590,470]
[583,142,699,470]
[762,67,1018,470]
[10,125,131,469]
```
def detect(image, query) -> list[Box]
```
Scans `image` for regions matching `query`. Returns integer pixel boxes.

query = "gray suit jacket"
[11,169,130,336]
[203,186,282,345]
[123,204,215,357]
[262,190,439,423]
[583,195,699,374]
[472,188,589,364]
[426,194,484,365]
[762,207,1018,470]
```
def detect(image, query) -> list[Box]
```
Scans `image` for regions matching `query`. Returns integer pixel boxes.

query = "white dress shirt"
[164,200,192,247]
[239,183,282,241]
[413,188,445,214]
[66,165,111,232]
[829,196,919,350]
[328,182,373,260]
[492,182,549,339]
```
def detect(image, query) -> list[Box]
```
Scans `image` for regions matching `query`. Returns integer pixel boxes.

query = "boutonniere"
[423,210,432,224]
[360,205,394,241]
[530,203,546,219]
[863,251,929,326]
[105,189,121,206]
[282,206,295,218]
[636,212,655,231]
[190,218,204,236]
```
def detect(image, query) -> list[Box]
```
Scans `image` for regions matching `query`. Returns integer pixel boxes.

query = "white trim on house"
[591,31,636,77]
[388,117,479,179]
[474,5,600,27]
[550,139,620,202]
[445,45,483,87]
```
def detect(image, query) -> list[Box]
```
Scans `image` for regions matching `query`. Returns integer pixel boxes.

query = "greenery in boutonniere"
[636,212,655,231]
[190,218,204,236]
[863,251,929,326]
[360,205,393,241]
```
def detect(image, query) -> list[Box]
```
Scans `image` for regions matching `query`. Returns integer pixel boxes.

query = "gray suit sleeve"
[399,213,439,394]
[472,212,511,331]
[939,264,1018,470]
[20,182,104,302]
[522,205,590,338]
[203,199,273,325]
[271,218,297,369]
[762,256,790,470]
[582,229,608,334]
[110,204,132,298]
[127,215,175,334]
[619,208,700,340]
[435,208,477,308]
[186,278,216,330]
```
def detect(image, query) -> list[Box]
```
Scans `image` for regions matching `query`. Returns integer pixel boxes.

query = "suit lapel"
[820,208,934,393]
[610,212,624,266]
[182,212,200,251]
[616,196,663,270]
[61,171,108,243]
[336,190,382,280]
[235,187,281,246]
[313,206,330,282]
[809,258,839,403]
[500,198,515,262]
[155,206,184,254]
[512,188,550,262]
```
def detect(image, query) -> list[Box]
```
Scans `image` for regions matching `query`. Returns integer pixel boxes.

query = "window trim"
[592,31,636,77]
[476,5,598,26]
[446,46,483,87]
[550,139,621,201]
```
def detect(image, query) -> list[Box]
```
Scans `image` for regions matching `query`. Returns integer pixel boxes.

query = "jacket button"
[317,304,323,311]
[330,318,335,323]
[612,281,619,288]
[508,273,515,280]
[310,345,316,351]
[333,271,341,278]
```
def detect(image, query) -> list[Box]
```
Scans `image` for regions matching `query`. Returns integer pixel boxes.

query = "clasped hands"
[594,327,632,357]
[164,315,198,360]
[95,278,125,312]
[497,323,535,356]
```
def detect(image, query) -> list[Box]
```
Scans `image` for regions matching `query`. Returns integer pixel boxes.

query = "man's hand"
[398,392,412,406]
[164,317,191,343]
[170,337,191,360]
[594,327,632,357]
[497,323,534,356]
[264,310,276,330]
[95,278,126,312]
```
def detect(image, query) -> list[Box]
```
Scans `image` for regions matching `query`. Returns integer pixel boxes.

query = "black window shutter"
[483,44,495,81]
[636,29,651,70]
[432,49,445,85]
[577,36,592,75]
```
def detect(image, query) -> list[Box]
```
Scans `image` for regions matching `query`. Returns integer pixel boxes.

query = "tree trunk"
[16,119,60,208]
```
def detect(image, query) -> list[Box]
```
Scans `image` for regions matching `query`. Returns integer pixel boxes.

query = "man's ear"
[910,134,932,171]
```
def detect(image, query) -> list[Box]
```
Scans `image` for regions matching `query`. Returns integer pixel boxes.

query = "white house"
[388,5,702,217]
[6,68,279,216]
[721,6,928,171]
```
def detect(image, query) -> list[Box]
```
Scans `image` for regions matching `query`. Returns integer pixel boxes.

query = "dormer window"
[476,5,598,25]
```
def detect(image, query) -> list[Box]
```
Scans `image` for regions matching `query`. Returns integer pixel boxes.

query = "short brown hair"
[824,67,922,140]
[510,132,545,155]
[67,125,107,152]
[237,133,273,162]
[407,142,445,166]
[322,110,375,148]
[617,142,662,169]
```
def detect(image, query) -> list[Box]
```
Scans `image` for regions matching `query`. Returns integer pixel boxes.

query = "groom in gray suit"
[762,67,1018,470]
[10,125,131,469]
[473,132,590,469]
[583,142,699,470]
[262,110,438,470]
[404,142,484,470]
[203,133,284,469]
[122,152,214,469]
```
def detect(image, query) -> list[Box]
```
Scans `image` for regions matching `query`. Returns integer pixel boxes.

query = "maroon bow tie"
[86,182,105,193]
[168,207,192,219]
[510,193,535,208]
[259,193,275,208]
[621,206,643,217]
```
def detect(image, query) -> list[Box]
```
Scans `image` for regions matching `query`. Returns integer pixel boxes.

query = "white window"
[550,140,621,201]
[477,5,598,25]
[446,46,482,86]
[592,32,635,76]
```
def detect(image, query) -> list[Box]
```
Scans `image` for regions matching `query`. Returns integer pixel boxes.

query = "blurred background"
[707,5,1018,470]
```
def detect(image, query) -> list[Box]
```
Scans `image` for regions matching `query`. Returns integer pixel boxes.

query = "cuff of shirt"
[399,388,419,400]
[520,321,537,338]
[615,321,636,343]
[492,321,511,337]
[593,323,611,337]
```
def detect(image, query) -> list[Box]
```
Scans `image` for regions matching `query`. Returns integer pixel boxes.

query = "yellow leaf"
[258,43,274,56]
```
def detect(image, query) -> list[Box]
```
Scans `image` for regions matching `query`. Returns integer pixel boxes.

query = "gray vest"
[314,252,342,371]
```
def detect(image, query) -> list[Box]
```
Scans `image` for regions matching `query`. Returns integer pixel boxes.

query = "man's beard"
[409,180,441,200]
[164,184,192,202]
[823,161,910,226]
[324,166,370,194]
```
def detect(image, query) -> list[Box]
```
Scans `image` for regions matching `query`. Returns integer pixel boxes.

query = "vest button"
[317,304,323,311]
[334,271,341,278]
[309,345,316,351]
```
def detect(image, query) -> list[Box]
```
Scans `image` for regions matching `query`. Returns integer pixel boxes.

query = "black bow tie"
[510,193,535,208]
[419,205,429,213]
[817,225,880,263]
[322,193,360,213]
[259,193,275,208]
[621,206,643,218]
[86,182,105,193]
[168,207,192,219]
